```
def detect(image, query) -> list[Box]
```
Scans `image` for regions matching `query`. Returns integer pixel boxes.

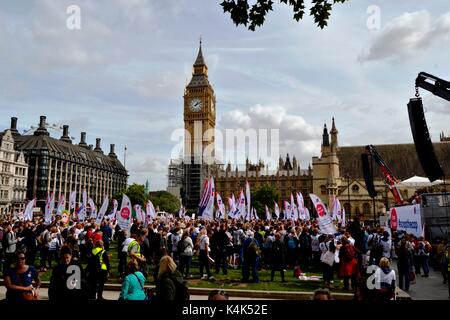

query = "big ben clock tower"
[183,40,217,210]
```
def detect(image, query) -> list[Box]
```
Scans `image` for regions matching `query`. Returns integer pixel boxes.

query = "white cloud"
[359,11,450,62]
[219,104,322,168]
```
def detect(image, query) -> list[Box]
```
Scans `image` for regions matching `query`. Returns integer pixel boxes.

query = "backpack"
[424,241,432,254]
[247,239,261,257]
[287,238,296,250]
[86,250,102,278]
[170,275,190,301]
[177,238,186,254]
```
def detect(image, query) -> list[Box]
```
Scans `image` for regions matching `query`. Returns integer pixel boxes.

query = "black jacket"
[49,262,89,301]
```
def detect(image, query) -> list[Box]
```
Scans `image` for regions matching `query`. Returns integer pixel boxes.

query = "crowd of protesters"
[1,211,450,301]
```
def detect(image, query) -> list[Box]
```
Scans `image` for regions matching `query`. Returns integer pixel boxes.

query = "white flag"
[216,193,225,220]
[284,201,291,220]
[237,190,246,220]
[265,205,271,221]
[297,193,306,220]
[341,207,346,227]
[56,195,66,216]
[134,204,144,223]
[82,189,87,208]
[96,195,109,225]
[45,193,55,225]
[305,207,310,221]
[88,198,97,219]
[69,191,77,210]
[146,200,156,220]
[118,194,132,230]
[331,196,342,222]
[309,193,336,234]
[245,181,251,219]
[253,207,259,221]
[24,199,36,222]
[203,177,215,221]
[107,199,118,220]
[274,202,280,219]
[290,193,298,221]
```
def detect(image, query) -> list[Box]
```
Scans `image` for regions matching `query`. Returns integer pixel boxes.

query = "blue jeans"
[398,264,410,291]
[179,255,192,276]
[242,257,259,283]
[421,255,429,276]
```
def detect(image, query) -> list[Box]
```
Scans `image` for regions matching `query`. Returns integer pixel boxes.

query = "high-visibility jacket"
[127,239,143,261]
[92,247,108,271]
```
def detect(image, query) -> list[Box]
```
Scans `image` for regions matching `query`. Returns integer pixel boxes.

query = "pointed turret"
[322,123,330,147]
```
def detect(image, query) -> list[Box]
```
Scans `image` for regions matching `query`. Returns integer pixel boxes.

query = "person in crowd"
[208,289,229,300]
[311,228,321,269]
[213,223,229,275]
[101,219,113,252]
[374,257,396,301]
[270,232,286,282]
[242,230,260,283]
[48,226,62,268]
[39,225,52,271]
[86,240,110,300]
[299,227,312,270]
[232,223,246,268]
[48,246,88,301]
[4,224,22,270]
[178,230,194,278]
[312,288,333,300]
[3,250,41,301]
[380,231,392,259]
[417,236,431,277]
[320,234,336,289]
[284,228,299,268]
[396,238,414,292]
[119,259,147,301]
[128,229,147,277]
[339,236,359,291]
[21,221,37,266]
[155,255,189,301]
[198,228,214,280]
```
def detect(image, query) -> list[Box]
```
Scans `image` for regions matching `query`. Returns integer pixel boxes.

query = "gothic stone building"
[5,116,128,211]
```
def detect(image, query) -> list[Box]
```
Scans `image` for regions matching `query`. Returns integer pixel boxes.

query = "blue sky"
[1,0,449,190]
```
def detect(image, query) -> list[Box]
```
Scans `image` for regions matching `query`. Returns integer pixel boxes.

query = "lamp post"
[345,173,351,221]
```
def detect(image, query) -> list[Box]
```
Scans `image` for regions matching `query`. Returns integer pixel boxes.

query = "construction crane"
[365,145,404,206]
[415,72,450,101]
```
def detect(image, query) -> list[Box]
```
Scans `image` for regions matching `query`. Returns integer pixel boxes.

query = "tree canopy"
[221,0,349,31]
[251,184,280,218]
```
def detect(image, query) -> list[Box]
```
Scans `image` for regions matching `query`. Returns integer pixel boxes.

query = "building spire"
[322,123,330,147]
[331,117,338,133]
[194,37,205,66]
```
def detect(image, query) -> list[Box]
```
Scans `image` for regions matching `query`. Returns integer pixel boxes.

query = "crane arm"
[365,145,404,205]
[415,72,450,101]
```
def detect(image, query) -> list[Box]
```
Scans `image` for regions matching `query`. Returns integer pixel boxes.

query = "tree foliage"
[251,184,280,218]
[148,191,181,214]
[221,0,349,31]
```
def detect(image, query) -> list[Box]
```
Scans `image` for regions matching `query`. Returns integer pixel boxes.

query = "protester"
[155,255,189,301]
[87,240,110,300]
[374,257,396,301]
[119,259,147,300]
[396,238,414,291]
[242,230,260,283]
[208,289,229,300]
[178,230,194,278]
[270,232,286,282]
[3,250,41,301]
[198,228,214,280]
[339,236,359,291]
[312,288,333,300]
[48,246,88,301]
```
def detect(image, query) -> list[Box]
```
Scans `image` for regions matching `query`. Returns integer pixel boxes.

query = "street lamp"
[345,173,351,221]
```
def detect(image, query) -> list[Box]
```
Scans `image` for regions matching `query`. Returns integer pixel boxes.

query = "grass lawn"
[36,243,346,293]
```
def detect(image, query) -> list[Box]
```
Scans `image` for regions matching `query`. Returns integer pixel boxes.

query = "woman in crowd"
[155,255,189,301]
[119,259,147,300]
[270,232,286,282]
[396,238,414,291]
[339,236,359,291]
[178,230,194,278]
[374,257,397,301]
[3,250,41,301]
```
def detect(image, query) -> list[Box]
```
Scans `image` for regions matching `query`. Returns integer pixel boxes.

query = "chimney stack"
[94,138,103,153]
[60,125,72,143]
[109,144,117,158]
[10,117,18,134]
[79,132,88,148]
[34,116,49,136]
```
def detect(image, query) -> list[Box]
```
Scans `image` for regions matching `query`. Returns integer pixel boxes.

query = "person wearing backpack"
[39,226,52,272]
[86,240,110,300]
[242,230,260,283]
[418,236,430,277]
[284,229,299,268]
[270,233,286,282]
[155,255,189,301]
[178,230,194,278]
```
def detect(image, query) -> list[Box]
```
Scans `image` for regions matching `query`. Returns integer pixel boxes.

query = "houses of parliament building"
[169,42,450,220]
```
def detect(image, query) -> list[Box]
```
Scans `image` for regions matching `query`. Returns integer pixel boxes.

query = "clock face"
[189,98,202,112]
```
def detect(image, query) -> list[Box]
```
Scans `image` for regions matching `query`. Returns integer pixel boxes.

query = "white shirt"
[375,267,396,288]
[199,235,209,251]
[122,237,133,253]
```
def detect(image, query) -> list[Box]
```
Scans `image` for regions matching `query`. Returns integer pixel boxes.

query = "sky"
[1,0,449,191]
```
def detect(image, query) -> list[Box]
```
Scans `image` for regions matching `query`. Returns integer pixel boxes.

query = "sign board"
[390,204,422,237]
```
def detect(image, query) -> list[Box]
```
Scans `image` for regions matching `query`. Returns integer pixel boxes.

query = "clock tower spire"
[183,40,217,210]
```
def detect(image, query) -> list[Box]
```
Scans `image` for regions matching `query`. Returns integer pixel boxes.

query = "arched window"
[352,185,360,194]
[363,203,370,216]
[320,185,326,195]
[344,203,351,214]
